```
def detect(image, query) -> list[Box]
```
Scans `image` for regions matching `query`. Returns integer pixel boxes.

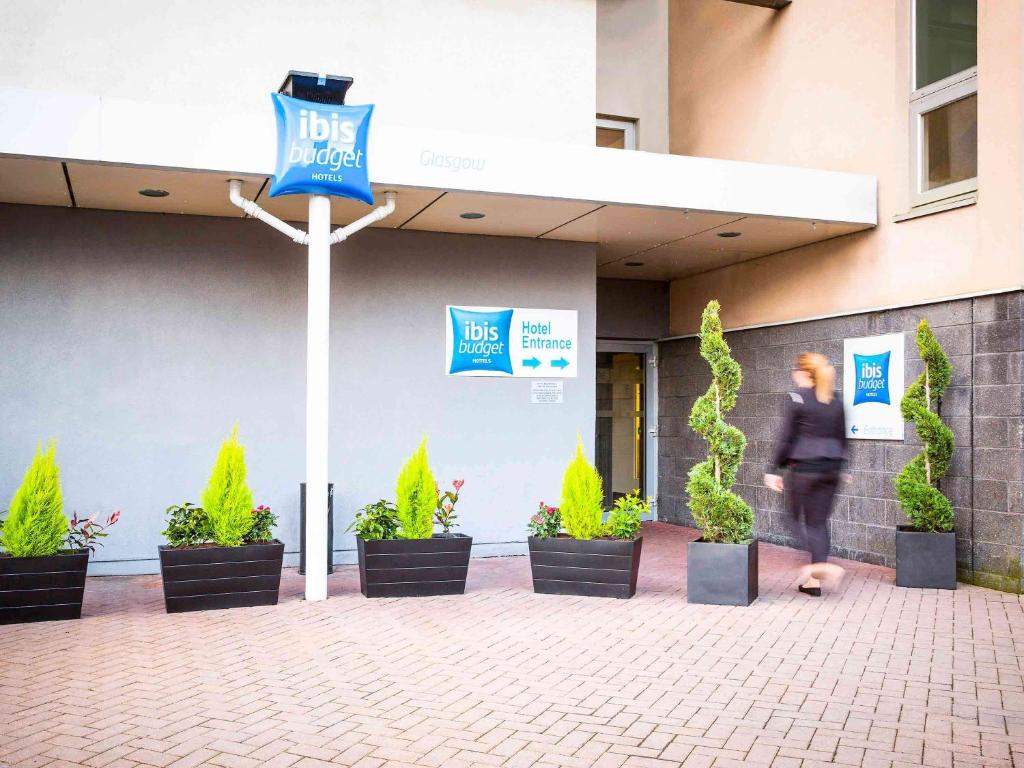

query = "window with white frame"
[596,117,637,150]
[910,0,977,207]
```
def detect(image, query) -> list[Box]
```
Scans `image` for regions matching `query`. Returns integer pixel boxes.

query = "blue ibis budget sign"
[269,92,374,203]
[445,306,578,378]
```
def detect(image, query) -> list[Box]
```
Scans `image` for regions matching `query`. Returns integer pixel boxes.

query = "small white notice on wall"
[530,380,564,404]
[842,332,905,440]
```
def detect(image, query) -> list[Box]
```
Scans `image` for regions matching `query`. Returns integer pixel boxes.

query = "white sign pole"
[304,194,331,602]
[228,181,396,603]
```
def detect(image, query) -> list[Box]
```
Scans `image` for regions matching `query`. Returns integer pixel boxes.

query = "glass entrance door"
[596,352,645,508]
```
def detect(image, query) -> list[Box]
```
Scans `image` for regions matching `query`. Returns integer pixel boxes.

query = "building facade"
[1,0,1020,591]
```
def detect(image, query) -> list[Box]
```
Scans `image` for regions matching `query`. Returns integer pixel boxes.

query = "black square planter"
[687,539,758,606]
[528,536,642,598]
[0,550,89,624]
[357,534,472,597]
[158,540,284,613]
[896,527,956,589]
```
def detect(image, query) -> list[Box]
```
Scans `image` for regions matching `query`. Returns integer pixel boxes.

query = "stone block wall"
[658,292,1024,592]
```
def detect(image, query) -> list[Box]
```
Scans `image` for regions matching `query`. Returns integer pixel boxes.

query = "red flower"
[453,479,464,491]
[108,510,121,525]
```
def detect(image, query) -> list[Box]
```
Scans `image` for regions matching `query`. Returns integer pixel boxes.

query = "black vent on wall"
[278,71,353,105]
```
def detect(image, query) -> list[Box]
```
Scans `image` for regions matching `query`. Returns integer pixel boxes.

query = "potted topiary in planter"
[158,426,284,613]
[352,439,471,597]
[686,301,757,606]
[1,442,120,624]
[528,439,646,599]
[895,320,956,589]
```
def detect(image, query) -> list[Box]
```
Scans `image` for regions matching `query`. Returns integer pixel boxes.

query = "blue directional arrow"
[551,357,570,370]
[851,425,859,434]
[522,357,541,369]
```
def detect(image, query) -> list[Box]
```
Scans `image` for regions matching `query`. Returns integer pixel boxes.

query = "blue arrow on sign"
[522,357,541,369]
[551,357,570,370]
[851,425,858,434]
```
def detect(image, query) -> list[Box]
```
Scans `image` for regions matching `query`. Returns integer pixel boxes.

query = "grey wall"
[597,278,669,340]
[659,294,1024,593]
[0,204,596,574]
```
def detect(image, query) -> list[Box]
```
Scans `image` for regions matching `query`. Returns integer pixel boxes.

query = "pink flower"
[107,510,121,525]
[453,479,464,491]
[443,503,453,513]
[530,515,543,524]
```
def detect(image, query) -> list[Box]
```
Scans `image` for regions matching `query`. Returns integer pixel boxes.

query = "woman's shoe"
[798,584,822,597]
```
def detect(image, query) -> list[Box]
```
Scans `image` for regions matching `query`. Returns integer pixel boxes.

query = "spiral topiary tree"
[686,300,753,544]
[895,320,954,532]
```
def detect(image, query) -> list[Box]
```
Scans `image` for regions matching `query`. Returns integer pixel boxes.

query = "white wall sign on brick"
[842,332,905,440]
[530,380,563,404]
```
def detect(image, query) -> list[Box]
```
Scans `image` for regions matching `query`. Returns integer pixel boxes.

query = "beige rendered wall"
[666,0,1023,334]
[597,0,670,152]
[0,0,596,146]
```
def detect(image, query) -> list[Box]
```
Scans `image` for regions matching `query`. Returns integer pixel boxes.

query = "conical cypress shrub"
[559,437,604,540]
[395,439,436,539]
[201,425,254,547]
[1,442,67,557]
[686,300,753,543]
[895,320,955,532]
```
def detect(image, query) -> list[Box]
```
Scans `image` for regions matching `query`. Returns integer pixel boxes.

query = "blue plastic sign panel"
[269,92,374,203]
[445,306,578,378]
[842,333,905,440]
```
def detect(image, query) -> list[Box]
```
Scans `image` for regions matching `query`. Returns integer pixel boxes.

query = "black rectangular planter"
[357,534,472,597]
[158,540,284,613]
[896,527,956,589]
[687,539,758,606]
[0,550,89,624]
[528,536,642,598]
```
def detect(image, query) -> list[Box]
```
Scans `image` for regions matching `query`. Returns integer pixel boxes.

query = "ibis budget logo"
[448,307,513,375]
[853,351,892,406]
[269,92,374,203]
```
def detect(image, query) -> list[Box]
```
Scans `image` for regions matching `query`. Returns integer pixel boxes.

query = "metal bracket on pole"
[226,179,397,603]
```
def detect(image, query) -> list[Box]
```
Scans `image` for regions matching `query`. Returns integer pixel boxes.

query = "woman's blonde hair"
[796,352,835,404]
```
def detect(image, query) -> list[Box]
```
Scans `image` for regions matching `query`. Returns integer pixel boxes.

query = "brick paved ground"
[1,523,1022,768]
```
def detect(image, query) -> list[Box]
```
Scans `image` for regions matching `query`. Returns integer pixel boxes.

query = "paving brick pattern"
[2,524,1023,768]
[658,293,1024,592]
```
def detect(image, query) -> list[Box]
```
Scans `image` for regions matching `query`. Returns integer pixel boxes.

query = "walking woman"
[764,353,848,596]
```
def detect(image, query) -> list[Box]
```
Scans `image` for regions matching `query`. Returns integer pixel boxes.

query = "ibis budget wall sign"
[445,306,578,377]
[842,333,905,440]
[269,92,374,203]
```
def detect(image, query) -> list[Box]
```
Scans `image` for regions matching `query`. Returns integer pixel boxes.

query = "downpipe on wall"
[227,180,398,601]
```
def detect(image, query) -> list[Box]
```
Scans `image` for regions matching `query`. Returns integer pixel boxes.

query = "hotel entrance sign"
[445,305,578,377]
[842,332,905,440]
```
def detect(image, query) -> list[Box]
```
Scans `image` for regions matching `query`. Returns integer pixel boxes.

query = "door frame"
[596,340,659,521]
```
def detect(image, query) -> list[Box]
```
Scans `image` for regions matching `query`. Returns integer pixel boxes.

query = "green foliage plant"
[201,425,255,547]
[895,320,955,533]
[686,301,754,544]
[603,490,649,540]
[560,437,605,540]
[162,502,210,548]
[245,505,277,544]
[1,442,67,558]
[347,500,400,541]
[395,439,436,539]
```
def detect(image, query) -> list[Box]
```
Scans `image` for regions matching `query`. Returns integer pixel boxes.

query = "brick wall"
[658,292,1024,592]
